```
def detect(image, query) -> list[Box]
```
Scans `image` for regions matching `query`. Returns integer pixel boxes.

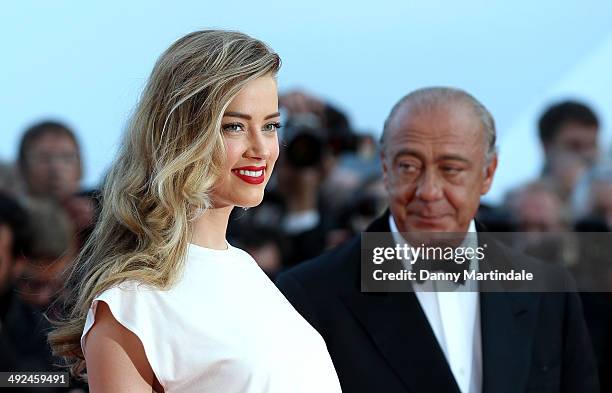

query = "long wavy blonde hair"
[48,30,281,377]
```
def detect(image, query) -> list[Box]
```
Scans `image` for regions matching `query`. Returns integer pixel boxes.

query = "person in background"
[16,200,76,311]
[504,181,576,265]
[18,121,83,201]
[330,176,388,247]
[0,192,31,371]
[18,121,97,248]
[538,100,600,203]
[572,162,612,230]
[0,193,84,392]
[275,126,337,266]
[0,161,23,197]
[506,181,568,232]
[571,161,612,392]
[279,89,358,212]
[279,89,351,133]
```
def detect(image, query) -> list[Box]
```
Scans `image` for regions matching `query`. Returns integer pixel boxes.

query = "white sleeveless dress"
[81,242,342,393]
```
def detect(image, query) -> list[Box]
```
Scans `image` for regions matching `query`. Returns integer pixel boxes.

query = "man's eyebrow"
[392,150,471,164]
[223,111,281,120]
[393,149,423,161]
[436,154,471,164]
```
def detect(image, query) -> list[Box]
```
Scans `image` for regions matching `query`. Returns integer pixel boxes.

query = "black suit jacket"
[276,213,599,393]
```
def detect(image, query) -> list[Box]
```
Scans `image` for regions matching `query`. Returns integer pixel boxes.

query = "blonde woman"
[49,30,342,393]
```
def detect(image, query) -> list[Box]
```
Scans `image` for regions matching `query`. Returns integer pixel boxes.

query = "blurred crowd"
[1,91,611,391]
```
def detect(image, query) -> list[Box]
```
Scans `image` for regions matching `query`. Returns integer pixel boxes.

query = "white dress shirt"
[389,216,482,393]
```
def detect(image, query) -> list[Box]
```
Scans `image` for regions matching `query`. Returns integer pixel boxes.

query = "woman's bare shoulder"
[84,301,164,392]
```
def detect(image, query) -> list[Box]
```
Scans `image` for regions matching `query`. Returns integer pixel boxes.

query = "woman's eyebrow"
[223,111,281,120]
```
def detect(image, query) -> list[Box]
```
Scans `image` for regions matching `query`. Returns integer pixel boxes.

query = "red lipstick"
[232,166,266,185]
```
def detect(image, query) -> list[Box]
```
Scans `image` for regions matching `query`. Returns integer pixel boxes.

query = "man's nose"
[415,170,443,201]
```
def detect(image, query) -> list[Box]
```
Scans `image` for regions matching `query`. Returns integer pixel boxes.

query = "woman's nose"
[245,131,270,160]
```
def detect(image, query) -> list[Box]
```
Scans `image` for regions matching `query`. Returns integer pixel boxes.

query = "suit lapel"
[341,291,461,393]
[478,236,541,393]
[339,211,461,393]
[480,292,540,393]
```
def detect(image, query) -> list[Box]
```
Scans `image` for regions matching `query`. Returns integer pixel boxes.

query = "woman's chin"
[234,194,265,208]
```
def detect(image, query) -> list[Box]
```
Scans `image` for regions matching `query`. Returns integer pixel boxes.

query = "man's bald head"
[380,87,499,235]
[381,87,497,162]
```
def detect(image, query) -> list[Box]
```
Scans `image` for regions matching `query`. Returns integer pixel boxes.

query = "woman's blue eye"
[222,123,245,132]
[263,122,282,132]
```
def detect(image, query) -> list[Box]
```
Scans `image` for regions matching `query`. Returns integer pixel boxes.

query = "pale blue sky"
[2,1,611,202]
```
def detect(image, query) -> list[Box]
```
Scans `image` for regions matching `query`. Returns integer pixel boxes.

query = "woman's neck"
[191,205,233,250]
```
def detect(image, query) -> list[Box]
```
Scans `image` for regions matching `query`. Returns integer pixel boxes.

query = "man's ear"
[481,153,498,195]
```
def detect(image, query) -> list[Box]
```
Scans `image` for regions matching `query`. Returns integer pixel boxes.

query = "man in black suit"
[276,87,599,393]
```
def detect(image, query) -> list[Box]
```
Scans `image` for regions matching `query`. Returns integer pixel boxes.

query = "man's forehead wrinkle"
[387,109,487,163]
[390,139,478,158]
[391,116,483,145]
[395,98,480,127]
